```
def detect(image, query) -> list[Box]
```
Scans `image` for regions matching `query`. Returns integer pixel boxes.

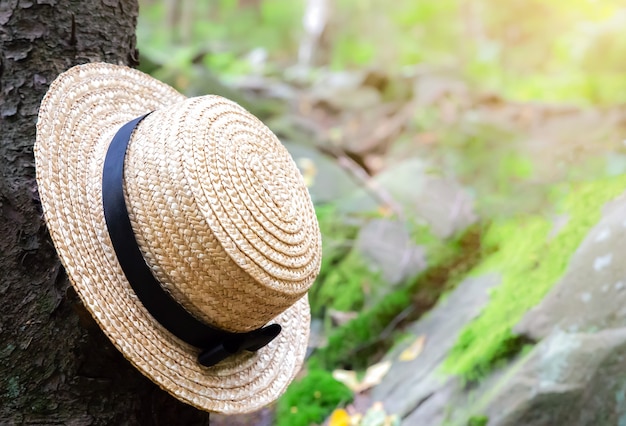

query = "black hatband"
[101,114,281,367]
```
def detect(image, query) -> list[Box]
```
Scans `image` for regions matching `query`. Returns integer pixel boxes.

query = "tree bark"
[0,1,210,423]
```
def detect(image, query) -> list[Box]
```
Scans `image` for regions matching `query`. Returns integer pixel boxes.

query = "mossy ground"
[275,220,485,425]
[443,176,626,381]
[467,415,489,426]
[276,174,626,425]
[275,369,353,426]
[312,223,484,371]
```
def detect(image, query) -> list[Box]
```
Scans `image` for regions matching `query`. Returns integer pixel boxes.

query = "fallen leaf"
[333,361,392,394]
[357,361,392,392]
[333,369,360,392]
[328,408,351,426]
[398,335,426,362]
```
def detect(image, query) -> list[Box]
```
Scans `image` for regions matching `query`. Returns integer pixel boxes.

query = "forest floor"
[206,66,626,425]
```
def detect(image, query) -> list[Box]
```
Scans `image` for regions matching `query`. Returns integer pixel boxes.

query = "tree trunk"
[0,1,210,423]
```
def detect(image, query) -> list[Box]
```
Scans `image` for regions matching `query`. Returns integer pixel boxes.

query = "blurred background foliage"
[137,0,626,219]
[138,0,626,104]
[137,1,626,425]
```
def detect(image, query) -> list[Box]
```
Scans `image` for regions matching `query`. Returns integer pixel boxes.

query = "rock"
[479,328,626,426]
[372,276,626,426]
[354,219,427,287]
[377,192,626,426]
[304,70,383,112]
[282,142,361,205]
[515,194,626,340]
[338,159,477,238]
[371,274,501,422]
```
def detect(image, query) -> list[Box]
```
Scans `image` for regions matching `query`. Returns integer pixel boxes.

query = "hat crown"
[123,96,321,332]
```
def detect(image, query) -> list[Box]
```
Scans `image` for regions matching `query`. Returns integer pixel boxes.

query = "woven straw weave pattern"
[34,63,317,413]
[125,96,321,332]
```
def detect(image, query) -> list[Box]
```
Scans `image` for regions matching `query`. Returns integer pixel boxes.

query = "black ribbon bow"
[198,323,282,366]
[101,113,282,367]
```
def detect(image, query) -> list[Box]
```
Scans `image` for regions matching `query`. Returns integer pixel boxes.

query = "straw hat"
[34,63,321,414]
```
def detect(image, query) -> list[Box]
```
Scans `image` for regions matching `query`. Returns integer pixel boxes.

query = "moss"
[311,209,438,317]
[312,203,480,319]
[467,415,489,426]
[313,249,385,315]
[312,226,486,371]
[275,369,353,426]
[443,176,626,381]
[309,204,362,316]
[275,226,486,424]
[408,220,443,252]
[312,290,412,370]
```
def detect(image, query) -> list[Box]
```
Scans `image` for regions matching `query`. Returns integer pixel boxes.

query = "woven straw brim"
[34,63,311,414]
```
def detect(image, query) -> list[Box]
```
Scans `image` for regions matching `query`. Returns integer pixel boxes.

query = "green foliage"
[311,206,450,318]
[137,0,304,90]
[313,290,412,370]
[311,204,480,320]
[327,0,459,69]
[444,175,626,381]
[138,0,626,104]
[467,415,489,426]
[331,36,376,69]
[408,222,452,265]
[313,249,382,315]
[312,225,486,371]
[309,204,363,316]
[275,369,353,426]
[314,204,359,283]
[461,0,626,105]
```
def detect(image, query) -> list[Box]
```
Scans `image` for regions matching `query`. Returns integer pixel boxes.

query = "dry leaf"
[333,361,392,394]
[328,408,352,426]
[357,361,392,392]
[333,369,360,392]
[398,335,426,362]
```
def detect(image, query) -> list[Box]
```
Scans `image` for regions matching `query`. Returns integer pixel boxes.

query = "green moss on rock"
[312,226,486,371]
[276,226,485,424]
[443,176,626,381]
[314,249,386,315]
[313,290,412,370]
[467,415,489,426]
[310,204,363,316]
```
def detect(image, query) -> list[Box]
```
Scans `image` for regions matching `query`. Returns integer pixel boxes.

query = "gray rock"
[282,142,361,205]
[371,274,501,422]
[515,194,626,340]
[305,70,383,111]
[354,219,427,286]
[337,159,477,238]
[428,193,626,426]
[480,328,626,426]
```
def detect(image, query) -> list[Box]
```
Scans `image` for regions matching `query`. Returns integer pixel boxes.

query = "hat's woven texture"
[34,63,321,413]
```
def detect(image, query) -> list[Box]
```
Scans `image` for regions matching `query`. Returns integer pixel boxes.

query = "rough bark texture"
[0,1,210,423]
